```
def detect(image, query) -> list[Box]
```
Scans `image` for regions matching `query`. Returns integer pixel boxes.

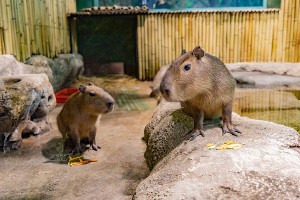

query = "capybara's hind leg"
[222,103,241,136]
[89,128,101,151]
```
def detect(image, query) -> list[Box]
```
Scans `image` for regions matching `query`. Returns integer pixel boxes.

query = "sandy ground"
[0,77,157,200]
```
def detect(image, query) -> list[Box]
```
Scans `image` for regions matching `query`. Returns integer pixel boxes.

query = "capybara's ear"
[181,49,186,55]
[88,82,93,86]
[79,84,86,93]
[192,46,204,60]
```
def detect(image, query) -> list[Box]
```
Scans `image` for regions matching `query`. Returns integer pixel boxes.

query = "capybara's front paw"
[186,129,205,141]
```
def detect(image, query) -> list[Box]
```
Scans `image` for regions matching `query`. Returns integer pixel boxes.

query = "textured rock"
[226,62,300,77]
[0,54,53,81]
[232,71,300,88]
[143,99,192,170]
[136,100,300,199]
[0,74,56,151]
[26,53,84,92]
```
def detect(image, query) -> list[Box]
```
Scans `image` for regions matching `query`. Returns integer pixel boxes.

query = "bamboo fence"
[0,0,76,61]
[137,0,300,80]
[0,0,299,80]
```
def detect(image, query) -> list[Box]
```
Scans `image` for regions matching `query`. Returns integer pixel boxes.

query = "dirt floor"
[0,76,157,200]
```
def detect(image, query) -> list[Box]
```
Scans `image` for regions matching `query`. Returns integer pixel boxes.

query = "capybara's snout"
[106,100,114,112]
[160,77,171,100]
[105,98,115,113]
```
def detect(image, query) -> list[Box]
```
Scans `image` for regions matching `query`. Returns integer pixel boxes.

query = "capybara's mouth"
[162,94,176,102]
[105,106,114,113]
[104,101,114,113]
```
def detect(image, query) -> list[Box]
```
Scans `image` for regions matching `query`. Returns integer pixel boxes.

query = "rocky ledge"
[135,99,300,199]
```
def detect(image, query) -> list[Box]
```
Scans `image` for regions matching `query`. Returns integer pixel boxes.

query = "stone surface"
[232,71,300,88]
[136,100,300,199]
[0,54,53,81]
[26,54,84,92]
[226,62,300,77]
[0,76,155,200]
[0,74,56,151]
[143,99,193,170]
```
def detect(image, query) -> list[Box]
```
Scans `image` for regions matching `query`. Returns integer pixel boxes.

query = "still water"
[233,88,300,133]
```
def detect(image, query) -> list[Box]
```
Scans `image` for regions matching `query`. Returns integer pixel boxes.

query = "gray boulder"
[0,74,56,151]
[26,53,84,92]
[136,100,300,199]
[226,62,300,77]
[0,54,53,81]
[232,71,300,88]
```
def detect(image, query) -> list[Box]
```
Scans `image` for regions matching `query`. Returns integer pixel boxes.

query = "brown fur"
[57,83,114,154]
[160,46,240,140]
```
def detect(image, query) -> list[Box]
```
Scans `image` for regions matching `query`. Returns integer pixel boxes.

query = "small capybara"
[160,46,241,140]
[57,83,114,154]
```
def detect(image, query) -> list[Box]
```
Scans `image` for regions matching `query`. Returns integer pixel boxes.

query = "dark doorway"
[76,15,138,77]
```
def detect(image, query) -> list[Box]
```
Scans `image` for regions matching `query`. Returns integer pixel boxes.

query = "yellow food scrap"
[216,144,227,150]
[207,141,242,150]
[224,141,237,145]
[206,143,217,149]
[226,144,242,149]
[68,155,83,162]
[68,156,97,166]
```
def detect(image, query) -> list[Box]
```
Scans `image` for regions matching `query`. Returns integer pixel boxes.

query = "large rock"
[0,74,56,151]
[136,100,300,199]
[0,54,53,81]
[226,62,300,77]
[232,71,300,88]
[226,63,300,88]
[26,54,84,92]
[143,99,193,170]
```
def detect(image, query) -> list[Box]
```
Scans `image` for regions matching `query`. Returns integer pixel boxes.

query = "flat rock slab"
[226,62,300,77]
[232,71,300,87]
[136,101,300,199]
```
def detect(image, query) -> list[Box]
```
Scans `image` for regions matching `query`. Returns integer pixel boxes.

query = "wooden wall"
[0,0,299,80]
[0,0,76,61]
[137,0,300,80]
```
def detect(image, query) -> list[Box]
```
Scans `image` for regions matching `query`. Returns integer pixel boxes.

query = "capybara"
[160,46,240,140]
[57,83,114,154]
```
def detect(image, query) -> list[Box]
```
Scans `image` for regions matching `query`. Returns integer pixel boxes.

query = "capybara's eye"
[89,91,96,97]
[183,64,191,71]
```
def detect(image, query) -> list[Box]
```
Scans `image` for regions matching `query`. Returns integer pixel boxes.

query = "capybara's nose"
[107,101,114,109]
[160,85,170,97]
[163,89,170,96]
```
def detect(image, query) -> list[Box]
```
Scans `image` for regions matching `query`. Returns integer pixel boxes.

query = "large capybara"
[160,46,241,140]
[57,83,114,154]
